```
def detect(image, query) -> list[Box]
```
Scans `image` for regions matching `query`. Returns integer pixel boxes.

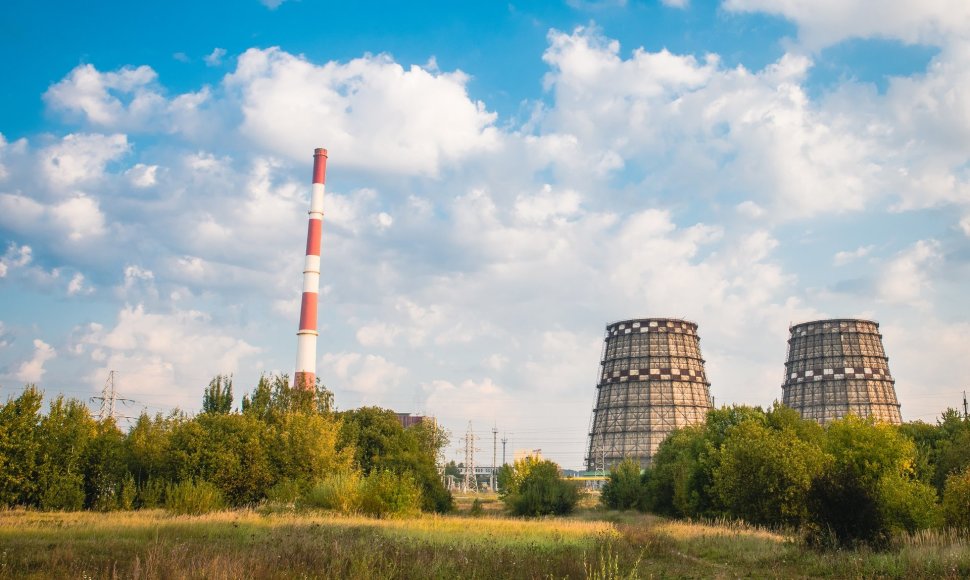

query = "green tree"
[502,459,582,516]
[339,407,452,512]
[713,420,825,526]
[126,411,176,488]
[202,374,233,414]
[942,466,970,530]
[601,458,645,511]
[84,418,129,510]
[0,386,43,507]
[806,416,939,547]
[643,425,708,517]
[35,396,97,510]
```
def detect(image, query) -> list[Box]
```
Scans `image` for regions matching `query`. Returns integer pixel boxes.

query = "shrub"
[303,470,362,514]
[118,473,137,511]
[358,470,422,518]
[165,480,225,515]
[601,458,645,511]
[137,478,166,509]
[943,466,970,529]
[39,471,85,511]
[503,459,583,517]
[713,422,824,527]
[266,479,304,505]
[469,498,484,516]
[806,417,935,548]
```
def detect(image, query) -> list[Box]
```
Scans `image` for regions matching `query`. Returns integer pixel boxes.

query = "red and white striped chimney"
[295,148,327,391]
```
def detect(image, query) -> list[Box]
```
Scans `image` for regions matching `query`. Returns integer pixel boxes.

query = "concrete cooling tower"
[586,318,713,471]
[782,319,902,425]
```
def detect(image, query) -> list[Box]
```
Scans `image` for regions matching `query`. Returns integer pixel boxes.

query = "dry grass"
[2,507,970,578]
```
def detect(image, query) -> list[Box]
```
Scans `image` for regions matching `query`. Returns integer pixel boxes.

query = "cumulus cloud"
[319,351,408,403]
[15,339,55,383]
[44,64,212,135]
[74,304,260,410]
[67,272,92,296]
[0,244,32,278]
[834,245,874,266]
[204,48,227,67]
[40,132,129,187]
[225,47,500,175]
[878,239,942,306]
[723,0,970,49]
[539,27,890,219]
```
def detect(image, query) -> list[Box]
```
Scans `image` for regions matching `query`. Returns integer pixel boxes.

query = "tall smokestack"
[295,148,327,391]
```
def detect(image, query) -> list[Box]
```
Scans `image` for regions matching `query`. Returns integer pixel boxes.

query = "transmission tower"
[461,421,479,492]
[501,435,508,466]
[90,370,136,422]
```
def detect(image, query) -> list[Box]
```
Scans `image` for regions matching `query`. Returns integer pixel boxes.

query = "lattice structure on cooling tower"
[782,319,902,425]
[586,318,712,471]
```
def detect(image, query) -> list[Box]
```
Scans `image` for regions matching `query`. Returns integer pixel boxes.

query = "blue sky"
[2,0,969,469]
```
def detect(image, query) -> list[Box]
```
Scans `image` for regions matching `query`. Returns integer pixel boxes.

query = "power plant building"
[782,319,902,425]
[586,318,713,471]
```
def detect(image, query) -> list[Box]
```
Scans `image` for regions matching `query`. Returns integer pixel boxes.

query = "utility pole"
[963,390,968,421]
[491,426,498,492]
[501,435,508,466]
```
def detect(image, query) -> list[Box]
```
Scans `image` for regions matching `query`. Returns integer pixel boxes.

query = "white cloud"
[0,244,32,278]
[513,184,582,224]
[320,352,408,401]
[661,0,689,7]
[40,133,129,187]
[225,47,500,175]
[67,272,92,296]
[74,304,260,410]
[15,339,55,383]
[878,239,942,306]
[50,195,107,241]
[204,48,227,67]
[356,322,401,347]
[125,163,158,187]
[540,27,885,219]
[834,245,874,266]
[723,0,970,49]
[260,0,286,8]
[44,64,211,135]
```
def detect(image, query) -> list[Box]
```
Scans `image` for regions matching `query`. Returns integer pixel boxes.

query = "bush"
[39,471,85,511]
[806,417,934,548]
[303,470,362,514]
[266,479,304,505]
[165,480,225,515]
[358,470,422,518]
[601,458,645,511]
[713,422,824,527]
[469,498,484,516]
[943,466,970,529]
[503,459,583,517]
[118,473,137,511]
[137,478,166,509]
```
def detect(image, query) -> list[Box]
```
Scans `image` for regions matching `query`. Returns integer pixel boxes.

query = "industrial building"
[586,318,713,470]
[781,319,902,425]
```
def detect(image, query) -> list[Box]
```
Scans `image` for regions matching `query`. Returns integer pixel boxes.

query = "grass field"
[2,502,970,578]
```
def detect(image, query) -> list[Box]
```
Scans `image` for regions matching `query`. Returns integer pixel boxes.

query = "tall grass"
[1,508,969,578]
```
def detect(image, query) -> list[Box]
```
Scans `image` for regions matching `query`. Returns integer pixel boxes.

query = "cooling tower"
[782,319,902,425]
[586,318,713,471]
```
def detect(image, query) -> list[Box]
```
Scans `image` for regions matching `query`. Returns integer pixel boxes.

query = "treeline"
[601,405,970,547]
[0,375,452,515]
